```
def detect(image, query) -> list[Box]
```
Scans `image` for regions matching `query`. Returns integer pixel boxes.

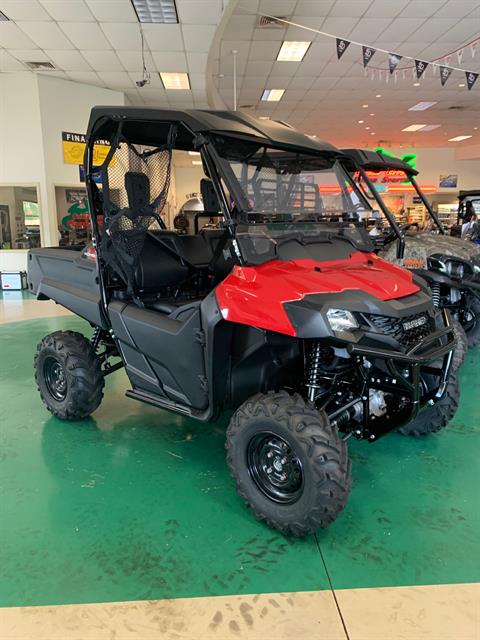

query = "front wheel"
[34,330,105,420]
[226,391,351,536]
[399,369,460,436]
[460,295,480,348]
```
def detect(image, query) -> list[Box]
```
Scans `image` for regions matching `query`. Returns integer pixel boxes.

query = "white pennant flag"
[457,49,464,64]
[471,43,477,58]
[394,70,398,83]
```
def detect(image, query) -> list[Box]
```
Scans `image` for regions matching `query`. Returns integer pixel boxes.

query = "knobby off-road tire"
[398,368,460,436]
[226,391,351,536]
[451,318,468,371]
[34,330,104,420]
[463,296,480,349]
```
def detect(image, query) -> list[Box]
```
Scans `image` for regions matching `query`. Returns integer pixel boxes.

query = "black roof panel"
[341,148,418,176]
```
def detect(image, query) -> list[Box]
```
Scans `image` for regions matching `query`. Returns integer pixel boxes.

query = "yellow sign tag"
[62,131,114,167]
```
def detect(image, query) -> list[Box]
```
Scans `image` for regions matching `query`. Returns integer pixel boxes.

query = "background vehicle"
[342,148,480,349]
[455,190,480,243]
[28,109,457,536]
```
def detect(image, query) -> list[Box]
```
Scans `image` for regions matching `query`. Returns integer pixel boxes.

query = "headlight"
[327,308,359,332]
[445,260,464,279]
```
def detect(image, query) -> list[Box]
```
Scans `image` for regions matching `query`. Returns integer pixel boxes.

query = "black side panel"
[109,301,208,409]
[27,248,107,328]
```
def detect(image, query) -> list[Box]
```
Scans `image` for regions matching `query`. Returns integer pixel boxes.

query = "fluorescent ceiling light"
[419,124,441,132]
[358,120,364,123]
[261,89,285,102]
[448,135,472,142]
[131,0,178,23]
[402,124,427,132]
[409,101,437,111]
[192,160,202,165]
[160,72,190,90]
[188,151,200,156]
[277,41,311,62]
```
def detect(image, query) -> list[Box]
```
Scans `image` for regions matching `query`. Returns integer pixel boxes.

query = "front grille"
[367,312,432,348]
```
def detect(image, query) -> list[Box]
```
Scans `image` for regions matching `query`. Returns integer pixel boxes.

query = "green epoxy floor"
[0,315,479,608]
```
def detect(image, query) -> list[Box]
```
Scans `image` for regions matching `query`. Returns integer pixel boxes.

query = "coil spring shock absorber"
[431,282,441,308]
[306,341,332,402]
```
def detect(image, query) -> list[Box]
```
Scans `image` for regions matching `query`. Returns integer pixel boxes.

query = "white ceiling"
[0,0,225,108]
[212,0,480,147]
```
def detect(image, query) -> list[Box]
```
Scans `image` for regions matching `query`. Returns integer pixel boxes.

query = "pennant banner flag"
[415,59,428,79]
[336,38,350,59]
[439,65,453,86]
[466,71,479,90]
[362,46,376,67]
[388,53,402,74]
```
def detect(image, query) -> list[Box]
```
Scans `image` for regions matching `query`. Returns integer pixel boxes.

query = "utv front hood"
[215,251,420,336]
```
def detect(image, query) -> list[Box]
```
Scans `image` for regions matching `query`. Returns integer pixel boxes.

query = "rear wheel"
[226,391,351,536]
[399,369,460,436]
[34,330,104,420]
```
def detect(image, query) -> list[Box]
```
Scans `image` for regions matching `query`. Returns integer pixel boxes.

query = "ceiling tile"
[252,27,286,42]
[329,0,372,17]
[188,73,206,91]
[66,70,105,86]
[10,49,50,61]
[405,0,450,18]
[176,0,222,24]
[434,0,480,17]
[17,21,75,49]
[245,60,274,76]
[40,0,95,21]
[0,22,38,49]
[142,24,183,52]
[45,49,92,71]
[181,25,216,52]
[348,18,393,41]
[258,0,297,13]
[152,51,188,72]
[295,1,335,16]
[377,17,426,40]
[186,51,208,73]
[365,0,410,17]
[249,40,282,61]
[85,0,137,22]
[0,0,50,21]
[60,22,111,49]
[0,49,26,71]
[320,17,359,36]
[117,49,155,72]
[81,50,123,70]
[97,71,133,88]
[100,22,141,50]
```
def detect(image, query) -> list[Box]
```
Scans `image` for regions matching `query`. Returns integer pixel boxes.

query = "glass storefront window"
[0,186,41,249]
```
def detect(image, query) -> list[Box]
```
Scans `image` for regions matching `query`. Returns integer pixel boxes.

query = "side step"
[125,388,211,422]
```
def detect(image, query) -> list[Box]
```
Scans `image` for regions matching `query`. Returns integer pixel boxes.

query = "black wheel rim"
[43,356,67,401]
[461,307,477,334]
[247,431,304,504]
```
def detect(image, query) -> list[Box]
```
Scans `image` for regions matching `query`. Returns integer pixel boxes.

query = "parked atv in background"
[342,148,480,350]
[28,109,458,536]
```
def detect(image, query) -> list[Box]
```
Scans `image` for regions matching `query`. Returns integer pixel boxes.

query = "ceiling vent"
[24,61,56,70]
[0,10,10,20]
[257,15,287,28]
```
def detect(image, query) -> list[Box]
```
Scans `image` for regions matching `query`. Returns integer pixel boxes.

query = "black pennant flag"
[336,38,350,59]
[439,65,453,86]
[466,71,479,90]
[388,53,402,74]
[415,59,428,79]
[362,46,376,67]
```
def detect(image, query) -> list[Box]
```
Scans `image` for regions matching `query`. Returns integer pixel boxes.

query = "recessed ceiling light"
[259,116,271,120]
[131,0,178,23]
[474,127,479,130]
[413,82,421,87]
[358,120,364,123]
[309,134,317,138]
[448,135,472,142]
[409,101,437,111]
[458,83,465,87]
[402,124,427,132]
[277,41,311,62]
[370,132,375,135]
[365,126,371,130]
[369,113,375,116]
[261,89,285,102]
[188,151,200,156]
[160,72,190,89]
[192,160,202,165]
[362,104,369,108]
[375,94,382,98]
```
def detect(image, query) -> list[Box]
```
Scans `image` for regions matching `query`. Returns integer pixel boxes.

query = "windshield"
[212,136,375,264]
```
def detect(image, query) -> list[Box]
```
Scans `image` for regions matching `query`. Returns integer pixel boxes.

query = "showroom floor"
[0,291,479,640]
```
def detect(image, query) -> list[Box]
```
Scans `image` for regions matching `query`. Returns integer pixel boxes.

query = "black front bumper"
[346,309,455,438]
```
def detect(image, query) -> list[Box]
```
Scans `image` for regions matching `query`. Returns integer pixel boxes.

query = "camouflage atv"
[342,148,480,352]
